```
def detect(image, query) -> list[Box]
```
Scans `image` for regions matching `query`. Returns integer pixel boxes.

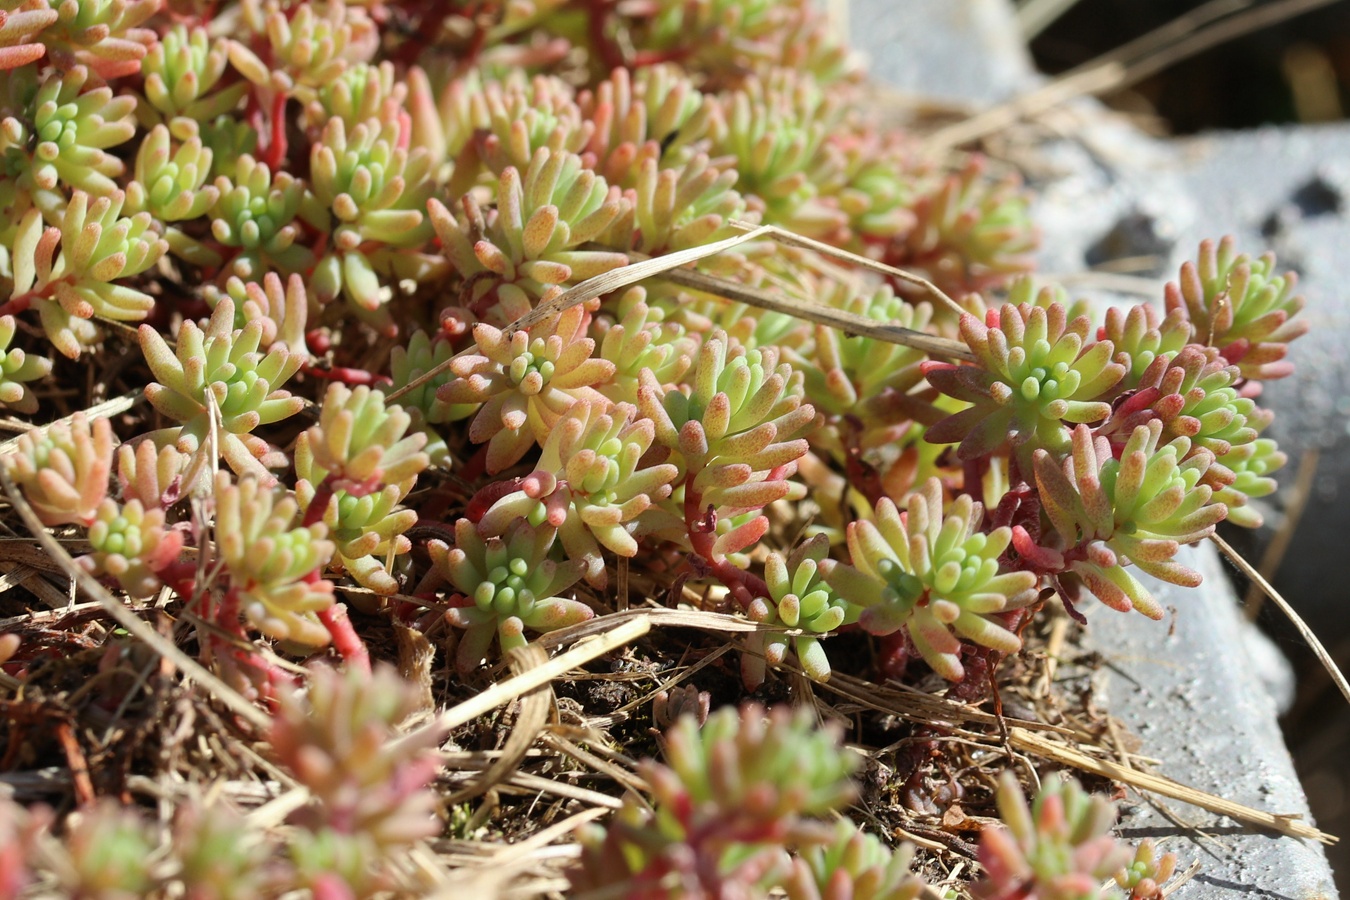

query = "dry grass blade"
[439,616,650,731]
[1007,727,1336,843]
[1017,0,1087,39]
[0,463,271,732]
[389,219,974,412]
[504,226,777,336]
[927,0,1343,150]
[445,644,554,804]
[1244,447,1319,617]
[725,219,969,319]
[0,392,140,455]
[537,608,783,651]
[1211,532,1350,708]
[653,263,975,361]
[822,670,1078,736]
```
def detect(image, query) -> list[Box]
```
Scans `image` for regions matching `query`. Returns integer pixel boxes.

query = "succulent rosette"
[922,302,1125,473]
[422,518,591,671]
[823,477,1038,681]
[477,399,678,586]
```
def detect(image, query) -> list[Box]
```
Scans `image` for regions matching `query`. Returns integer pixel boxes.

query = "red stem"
[682,477,769,610]
[317,602,370,674]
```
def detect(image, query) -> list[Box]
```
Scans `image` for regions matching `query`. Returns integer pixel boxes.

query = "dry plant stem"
[1243,447,1319,617]
[1211,531,1350,708]
[1016,0,1088,39]
[438,615,651,731]
[1006,726,1336,843]
[655,264,975,361]
[927,0,1343,149]
[387,223,974,409]
[508,225,781,335]
[724,219,970,319]
[0,464,272,732]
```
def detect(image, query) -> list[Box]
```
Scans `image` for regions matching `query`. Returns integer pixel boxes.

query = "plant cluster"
[0,664,445,897]
[570,703,930,899]
[0,0,1305,893]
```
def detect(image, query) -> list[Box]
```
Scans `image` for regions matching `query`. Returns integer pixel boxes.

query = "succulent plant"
[457,72,591,178]
[228,0,377,102]
[595,288,697,403]
[922,303,1125,473]
[0,6,57,73]
[477,399,679,585]
[0,793,41,899]
[823,478,1039,681]
[890,156,1038,295]
[303,383,429,496]
[571,703,857,898]
[608,150,751,255]
[10,190,167,357]
[743,534,858,690]
[0,313,49,412]
[427,148,628,324]
[577,64,712,185]
[783,820,928,900]
[209,154,315,280]
[36,0,158,80]
[708,70,843,234]
[1102,346,1259,467]
[422,518,591,671]
[611,0,851,86]
[1098,303,1191,383]
[295,386,426,595]
[6,411,114,526]
[1164,237,1307,380]
[305,60,406,135]
[126,125,218,223]
[42,800,158,898]
[438,304,615,473]
[1032,422,1228,619]
[269,662,445,891]
[974,772,1131,900]
[140,297,305,479]
[172,801,272,900]
[639,331,815,524]
[306,115,440,321]
[117,439,202,508]
[1212,435,1286,528]
[213,472,335,646]
[3,65,137,216]
[1114,838,1177,900]
[140,25,248,139]
[78,497,185,598]
[204,271,309,355]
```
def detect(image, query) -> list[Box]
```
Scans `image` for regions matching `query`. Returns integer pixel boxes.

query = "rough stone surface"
[847,0,1036,105]
[850,0,1342,892]
[1084,549,1338,898]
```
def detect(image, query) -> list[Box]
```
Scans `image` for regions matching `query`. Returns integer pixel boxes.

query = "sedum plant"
[269,663,445,894]
[213,472,335,646]
[0,0,1310,895]
[0,314,49,412]
[974,772,1132,900]
[823,478,1038,681]
[140,297,304,480]
[743,534,857,690]
[5,411,114,527]
[569,703,944,900]
[419,517,591,672]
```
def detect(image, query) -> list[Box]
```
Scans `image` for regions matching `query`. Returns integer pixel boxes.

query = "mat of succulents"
[0,0,1336,896]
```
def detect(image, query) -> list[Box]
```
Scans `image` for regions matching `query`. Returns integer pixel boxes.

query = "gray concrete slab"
[1083,547,1338,898]
[848,0,1343,893]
